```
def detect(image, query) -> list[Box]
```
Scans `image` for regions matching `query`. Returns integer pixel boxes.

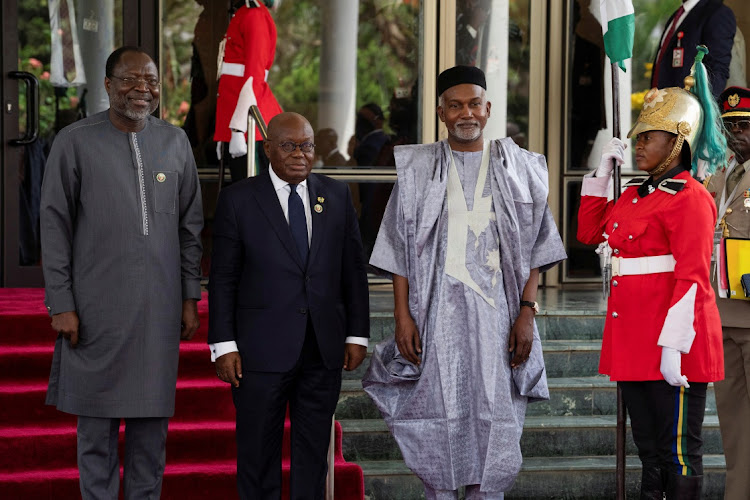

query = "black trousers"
[232,320,342,500]
[620,380,707,477]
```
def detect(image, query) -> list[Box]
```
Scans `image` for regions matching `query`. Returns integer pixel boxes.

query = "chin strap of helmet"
[648,133,685,178]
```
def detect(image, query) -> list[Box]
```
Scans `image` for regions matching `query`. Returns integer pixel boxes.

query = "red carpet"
[0,288,364,499]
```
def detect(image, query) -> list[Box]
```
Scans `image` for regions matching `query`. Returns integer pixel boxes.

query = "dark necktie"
[652,5,685,88]
[288,184,308,263]
[59,0,77,82]
[726,165,745,196]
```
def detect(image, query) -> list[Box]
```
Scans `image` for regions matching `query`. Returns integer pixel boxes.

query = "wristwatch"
[520,300,540,314]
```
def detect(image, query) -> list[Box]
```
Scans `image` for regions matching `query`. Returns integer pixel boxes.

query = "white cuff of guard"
[657,283,698,354]
[581,174,611,198]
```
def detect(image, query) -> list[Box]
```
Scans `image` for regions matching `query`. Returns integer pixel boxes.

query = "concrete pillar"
[481,0,509,142]
[318,0,359,156]
[77,0,116,114]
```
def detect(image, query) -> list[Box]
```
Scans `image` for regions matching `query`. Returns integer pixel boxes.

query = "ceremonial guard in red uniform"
[578,48,725,499]
[214,0,282,176]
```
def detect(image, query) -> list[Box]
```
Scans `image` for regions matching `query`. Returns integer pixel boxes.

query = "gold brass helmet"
[627,79,703,153]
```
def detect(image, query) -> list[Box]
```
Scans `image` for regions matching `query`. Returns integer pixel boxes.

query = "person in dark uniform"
[705,85,750,500]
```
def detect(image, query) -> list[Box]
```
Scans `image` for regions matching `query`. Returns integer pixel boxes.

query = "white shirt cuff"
[209,341,239,362]
[581,172,612,198]
[345,336,369,348]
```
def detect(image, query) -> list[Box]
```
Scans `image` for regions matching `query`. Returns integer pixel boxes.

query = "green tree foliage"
[271,0,419,129]
[17,0,64,137]
[160,0,419,132]
[507,1,531,135]
[16,0,125,136]
[161,0,203,125]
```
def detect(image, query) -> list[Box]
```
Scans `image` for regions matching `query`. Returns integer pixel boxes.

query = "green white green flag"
[600,0,635,71]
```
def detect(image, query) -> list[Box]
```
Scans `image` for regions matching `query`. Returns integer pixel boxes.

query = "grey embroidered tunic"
[363,138,566,492]
[41,111,203,418]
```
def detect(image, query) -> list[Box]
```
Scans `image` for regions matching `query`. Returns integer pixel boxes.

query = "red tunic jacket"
[214,4,282,142]
[577,170,723,382]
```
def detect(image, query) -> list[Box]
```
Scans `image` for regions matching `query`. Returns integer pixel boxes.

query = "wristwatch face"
[521,301,539,314]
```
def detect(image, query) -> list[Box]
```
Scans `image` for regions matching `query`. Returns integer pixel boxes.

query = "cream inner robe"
[445,140,500,308]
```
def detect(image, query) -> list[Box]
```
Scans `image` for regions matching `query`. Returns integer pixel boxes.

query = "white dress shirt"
[210,168,368,362]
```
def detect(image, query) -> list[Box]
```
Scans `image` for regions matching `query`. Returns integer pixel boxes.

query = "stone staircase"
[338,288,726,499]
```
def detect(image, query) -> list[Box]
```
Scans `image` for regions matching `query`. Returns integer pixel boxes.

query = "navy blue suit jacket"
[652,0,736,99]
[208,170,370,372]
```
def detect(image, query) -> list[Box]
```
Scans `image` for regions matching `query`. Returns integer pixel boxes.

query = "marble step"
[342,340,603,381]
[336,378,717,419]
[339,415,723,462]
[367,314,606,344]
[360,455,727,499]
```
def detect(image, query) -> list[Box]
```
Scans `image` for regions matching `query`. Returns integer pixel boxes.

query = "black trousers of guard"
[232,318,342,500]
[620,381,707,499]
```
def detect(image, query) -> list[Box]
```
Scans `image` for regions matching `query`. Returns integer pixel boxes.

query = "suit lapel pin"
[156,172,166,182]
[314,196,325,213]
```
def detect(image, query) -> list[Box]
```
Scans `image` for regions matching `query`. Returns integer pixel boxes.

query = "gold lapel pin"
[156,172,166,183]
[314,204,323,213]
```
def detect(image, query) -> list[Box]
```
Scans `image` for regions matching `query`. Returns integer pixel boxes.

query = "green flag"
[600,0,635,71]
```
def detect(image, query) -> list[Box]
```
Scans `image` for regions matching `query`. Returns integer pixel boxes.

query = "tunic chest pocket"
[153,171,177,214]
[611,219,648,247]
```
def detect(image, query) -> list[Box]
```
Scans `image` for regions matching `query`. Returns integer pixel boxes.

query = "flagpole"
[600,1,633,497]
[611,65,622,200]
[610,61,626,500]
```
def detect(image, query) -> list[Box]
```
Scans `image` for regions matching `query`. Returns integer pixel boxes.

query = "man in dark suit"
[651,0,736,100]
[208,112,370,499]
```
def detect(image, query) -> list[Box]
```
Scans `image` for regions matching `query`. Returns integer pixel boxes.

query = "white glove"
[660,347,690,388]
[216,141,223,161]
[229,130,247,158]
[596,137,627,178]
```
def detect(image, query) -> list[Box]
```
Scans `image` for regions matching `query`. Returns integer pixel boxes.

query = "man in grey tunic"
[40,46,203,499]
[363,66,566,499]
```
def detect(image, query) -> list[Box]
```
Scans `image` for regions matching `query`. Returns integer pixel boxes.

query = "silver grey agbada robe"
[363,138,566,492]
[41,110,203,418]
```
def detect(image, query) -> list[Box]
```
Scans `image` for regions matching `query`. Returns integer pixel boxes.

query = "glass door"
[0,0,136,286]
[159,0,430,277]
